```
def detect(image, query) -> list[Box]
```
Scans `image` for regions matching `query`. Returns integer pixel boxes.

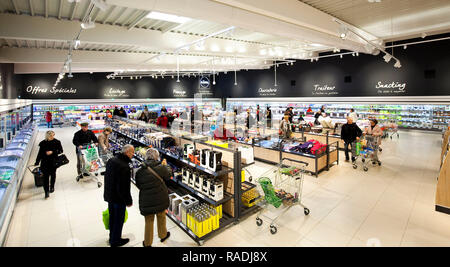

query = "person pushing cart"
[73,122,99,180]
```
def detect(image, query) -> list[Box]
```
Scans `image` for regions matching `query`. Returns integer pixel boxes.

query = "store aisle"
[4,127,450,247]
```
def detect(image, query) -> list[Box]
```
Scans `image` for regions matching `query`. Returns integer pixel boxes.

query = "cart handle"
[281,158,309,166]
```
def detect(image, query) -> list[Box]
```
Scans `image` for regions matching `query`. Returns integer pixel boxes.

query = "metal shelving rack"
[106,117,259,245]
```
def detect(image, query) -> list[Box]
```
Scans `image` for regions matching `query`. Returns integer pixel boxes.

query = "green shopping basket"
[258,177,283,208]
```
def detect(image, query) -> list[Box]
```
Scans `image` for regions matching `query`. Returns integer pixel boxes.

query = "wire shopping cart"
[255,158,310,235]
[76,144,104,188]
[353,135,382,172]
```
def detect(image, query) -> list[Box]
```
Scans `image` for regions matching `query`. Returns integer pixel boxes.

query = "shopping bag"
[355,142,361,156]
[102,208,129,230]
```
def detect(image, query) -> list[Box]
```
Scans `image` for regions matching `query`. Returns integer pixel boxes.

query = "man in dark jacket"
[72,122,99,179]
[113,107,120,117]
[341,117,362,162]
[103,144,134,247]
[135,148,172,247]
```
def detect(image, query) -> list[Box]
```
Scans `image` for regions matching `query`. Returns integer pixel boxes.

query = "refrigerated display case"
[227,101,450,131]
[0,103,36,245]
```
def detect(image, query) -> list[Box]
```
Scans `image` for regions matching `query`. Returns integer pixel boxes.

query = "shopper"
[285,107,294,123]
[34,130,63,198]
[45,111,53,128]
[363,119,383,163]
[118,107,127,118]
[135,148,172,247]
[156,112,169,129]
[256,104,260,122]
[266,106,272,128]
[348,108,358,122]
[103,144,134,247]
[167,113,175,129]
[98,127,112,156]
[314,110,322,125]
[340,117,362,162]
[72,122,99,179]
[160,106,167,113]
[139,107,150,122]
[279,113,292,139]
[307,106,313,113]
[113,107,120,117]
[320,105,326,113]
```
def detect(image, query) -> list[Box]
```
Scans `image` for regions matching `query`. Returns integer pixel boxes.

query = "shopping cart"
[76,144,104,188]
[255,158,310,235]
[353,135,381,172]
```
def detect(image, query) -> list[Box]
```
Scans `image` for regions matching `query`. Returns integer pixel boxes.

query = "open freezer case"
[0,124,37,246]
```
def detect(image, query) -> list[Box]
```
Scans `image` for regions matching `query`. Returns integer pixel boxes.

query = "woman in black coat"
[135,148,172,247]
[34,130,63,199]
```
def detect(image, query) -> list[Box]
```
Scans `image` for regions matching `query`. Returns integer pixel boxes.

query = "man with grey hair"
[104,144,134,247]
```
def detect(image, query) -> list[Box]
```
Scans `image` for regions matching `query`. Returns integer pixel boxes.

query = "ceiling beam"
[11,0,20,15]
[58,0,63,20]
[112,7,127,26]
[101,5,116,24]
[0,13,281,59]
[107,0,371,53]
[70,1,79,21]
[29,0,34,17]
[45,0,48,18]
[127,11,150,30]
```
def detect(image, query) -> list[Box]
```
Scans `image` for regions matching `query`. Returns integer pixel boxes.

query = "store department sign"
[312,84,338,96]
[258,87,278,96]
[376,81,407,94]
[104,87,129,98]
[25,85,77,95]
[173,87,187,97]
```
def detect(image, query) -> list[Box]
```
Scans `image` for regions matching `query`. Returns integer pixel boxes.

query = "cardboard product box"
[238,146,254,164]
[222,199,234,217]
[223,172,234,194]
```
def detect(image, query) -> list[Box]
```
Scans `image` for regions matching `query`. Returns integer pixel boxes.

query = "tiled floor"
[4,127,450,247]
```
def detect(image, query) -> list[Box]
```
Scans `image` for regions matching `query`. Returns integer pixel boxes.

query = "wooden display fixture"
[436,153,450,214]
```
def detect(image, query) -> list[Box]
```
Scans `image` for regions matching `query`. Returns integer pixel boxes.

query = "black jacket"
[135,160,172,215]
[35,139,63,172]
[72,129,98,149]
[103,153,133,206]
[341,123,362,143]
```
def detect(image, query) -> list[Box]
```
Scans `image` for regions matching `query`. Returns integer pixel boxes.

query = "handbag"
[54,154,69,169]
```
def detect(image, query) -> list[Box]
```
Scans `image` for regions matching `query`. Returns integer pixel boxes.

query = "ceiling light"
[383,53,392,63]
[310,59,314,62]
[421,33,427,39]
[225,47,234,53]
[394,60,402,68]
[259,49,267,56]
[310,43,325,47]
[81,18,95,29]
[368,0,381,2]
[74,39,81,49]
[146,11,191,24]
[238,47,246,53]
[211,44,220,52]
[339,24,348,39]
[403,45,407,49]
[340,54,343,59]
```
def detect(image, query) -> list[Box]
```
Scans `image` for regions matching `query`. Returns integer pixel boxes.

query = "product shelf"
[174,178,233,206]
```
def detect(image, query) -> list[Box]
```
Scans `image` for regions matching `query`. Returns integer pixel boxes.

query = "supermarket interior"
[1,0,450,249]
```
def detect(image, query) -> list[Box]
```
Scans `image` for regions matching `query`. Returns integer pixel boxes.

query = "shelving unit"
[106,117,259,246]
[227,102,450,131]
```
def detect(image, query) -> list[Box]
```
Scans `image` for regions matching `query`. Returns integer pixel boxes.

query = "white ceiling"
[0,0,448,75]
[299,0,450,40]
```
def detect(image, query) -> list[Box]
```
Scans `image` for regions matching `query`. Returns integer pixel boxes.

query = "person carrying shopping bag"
[340,117,362,162]
[34,130,63,198]
[135,148,172,247]
[103,144,134,247]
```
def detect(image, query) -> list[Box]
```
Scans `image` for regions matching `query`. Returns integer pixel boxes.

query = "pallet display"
[105,117,258,246]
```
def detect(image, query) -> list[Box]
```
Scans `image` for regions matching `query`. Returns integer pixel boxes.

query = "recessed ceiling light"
[146,11,191,24]
[310,43,325,47]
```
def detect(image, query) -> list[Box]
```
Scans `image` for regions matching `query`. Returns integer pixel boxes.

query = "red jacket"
[156,116,168,128]
[45,112,52,122]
